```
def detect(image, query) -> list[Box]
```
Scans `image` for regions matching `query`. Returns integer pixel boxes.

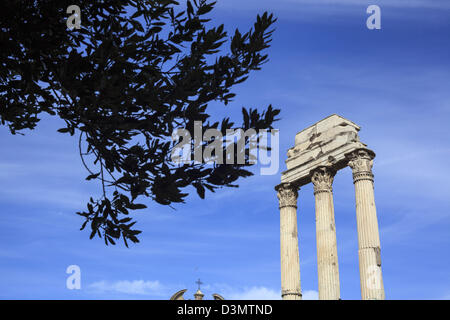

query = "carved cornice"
[346,149,375,183]
[311,166,336,195]
[275,183,299,209]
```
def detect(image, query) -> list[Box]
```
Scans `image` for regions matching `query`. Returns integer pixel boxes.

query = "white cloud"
[441,293,450,300]
[217,285,319,300]
[87,281,319,300]
[86,281,317,300]
[226,286,281,300]
[302,290,319,300]
[88,280,165,296]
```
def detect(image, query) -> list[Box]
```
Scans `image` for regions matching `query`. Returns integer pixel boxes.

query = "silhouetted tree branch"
[0,0,280,246]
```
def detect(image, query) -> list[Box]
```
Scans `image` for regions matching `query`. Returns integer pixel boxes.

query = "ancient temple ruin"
[275,114,385,300]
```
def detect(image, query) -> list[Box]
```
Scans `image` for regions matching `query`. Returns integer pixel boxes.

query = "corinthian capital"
[275,183,299,209]
[346,149,375,183]
[311,166,336,194]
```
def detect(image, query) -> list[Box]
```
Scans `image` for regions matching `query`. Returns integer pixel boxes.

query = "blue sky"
[1,0,449,300]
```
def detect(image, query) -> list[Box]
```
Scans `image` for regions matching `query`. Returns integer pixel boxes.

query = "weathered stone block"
[281,114,368,186]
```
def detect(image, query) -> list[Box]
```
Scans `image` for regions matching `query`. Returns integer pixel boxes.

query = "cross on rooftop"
[195,278,203,291]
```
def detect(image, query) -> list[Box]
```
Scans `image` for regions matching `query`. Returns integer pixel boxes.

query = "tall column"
[311,167,340,300]
[347,149,385,300]
[275,183,302,300]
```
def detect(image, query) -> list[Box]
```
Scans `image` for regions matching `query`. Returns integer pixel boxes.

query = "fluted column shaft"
[347,149,385,300]
[311,167,340,300]
[276,183,302,300]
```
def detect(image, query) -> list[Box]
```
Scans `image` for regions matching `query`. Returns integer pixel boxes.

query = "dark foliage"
[0,0,279,246]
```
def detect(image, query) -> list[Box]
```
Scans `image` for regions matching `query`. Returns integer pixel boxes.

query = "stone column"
[276,183,302,300]
[311,167,340,300]
[347,149,385,300]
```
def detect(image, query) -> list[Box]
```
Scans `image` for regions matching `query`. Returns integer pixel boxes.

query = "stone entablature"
[282,114,368,186]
